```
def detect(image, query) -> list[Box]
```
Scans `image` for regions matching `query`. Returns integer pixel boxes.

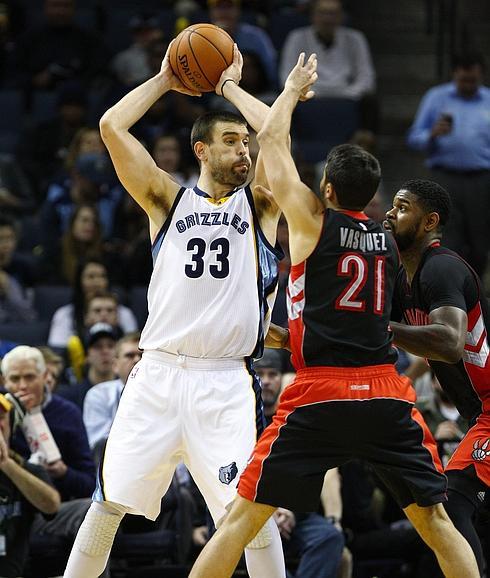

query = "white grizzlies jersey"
[139,185,282,358]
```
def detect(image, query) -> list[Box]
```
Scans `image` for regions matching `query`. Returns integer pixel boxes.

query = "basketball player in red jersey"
[386,178,490,575]
[189,55,480,578]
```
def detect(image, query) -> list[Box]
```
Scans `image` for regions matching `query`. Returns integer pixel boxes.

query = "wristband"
[221,78,236,95]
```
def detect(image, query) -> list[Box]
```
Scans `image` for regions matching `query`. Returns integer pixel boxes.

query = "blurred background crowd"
[0,0,488,576]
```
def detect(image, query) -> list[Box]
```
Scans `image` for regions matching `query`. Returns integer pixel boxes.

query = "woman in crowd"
[47,257,137,350]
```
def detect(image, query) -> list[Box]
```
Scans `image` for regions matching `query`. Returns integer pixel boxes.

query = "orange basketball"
[169,23,234,93]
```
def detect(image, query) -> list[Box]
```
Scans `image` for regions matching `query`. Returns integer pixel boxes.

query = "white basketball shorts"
[94,350,264,522]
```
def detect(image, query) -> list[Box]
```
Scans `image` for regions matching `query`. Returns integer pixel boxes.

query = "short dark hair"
[323,144,381,210]
[190,111,247,150]
[400,179,451,227]
[451,51,485,71]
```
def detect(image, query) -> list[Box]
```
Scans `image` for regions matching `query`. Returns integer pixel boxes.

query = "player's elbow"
[442,339,465,364]
[99,110,119,140]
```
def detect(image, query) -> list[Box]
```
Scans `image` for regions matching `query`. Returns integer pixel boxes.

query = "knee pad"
[246,517,274,550]
[76,501,126,557]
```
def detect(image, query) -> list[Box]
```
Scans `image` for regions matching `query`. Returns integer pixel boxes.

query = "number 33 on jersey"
[139,185,282,359]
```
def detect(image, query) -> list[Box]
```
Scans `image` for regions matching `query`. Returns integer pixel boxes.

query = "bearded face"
[209,155,250,188]
[390,217,422,252]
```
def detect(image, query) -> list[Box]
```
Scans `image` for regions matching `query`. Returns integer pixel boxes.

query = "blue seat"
[34,285,72,322]
[267,11,309,50]
[292,98,360,163]
[0,321,50,346]
[31,91,58,123]
[0,90,24,153]
[18,214,43,252]
[103,8,137,53]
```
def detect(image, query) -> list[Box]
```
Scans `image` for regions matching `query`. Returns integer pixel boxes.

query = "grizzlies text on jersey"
[139,185,282,358]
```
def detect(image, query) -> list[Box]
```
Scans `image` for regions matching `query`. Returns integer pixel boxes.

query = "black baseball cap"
[85,323,118,348]
[254,349,284,372]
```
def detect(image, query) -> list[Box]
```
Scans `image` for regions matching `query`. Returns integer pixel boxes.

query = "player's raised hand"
[285,53,318,102]
[160,40,202,97]
[216,44,243,96]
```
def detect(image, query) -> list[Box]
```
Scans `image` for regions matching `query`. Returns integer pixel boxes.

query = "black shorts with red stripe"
[239,365,447,511]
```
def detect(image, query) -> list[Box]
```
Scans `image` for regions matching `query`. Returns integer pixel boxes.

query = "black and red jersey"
[392,243,490,421]
[288,208,399,369]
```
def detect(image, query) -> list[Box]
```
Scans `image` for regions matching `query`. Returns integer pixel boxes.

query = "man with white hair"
[0,391,60,577]
[2,345,96,545]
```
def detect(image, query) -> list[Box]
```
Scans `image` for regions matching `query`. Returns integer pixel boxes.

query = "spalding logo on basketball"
[169,23,234,93]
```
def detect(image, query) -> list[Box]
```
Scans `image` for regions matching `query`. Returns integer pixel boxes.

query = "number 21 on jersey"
[335,252,386,314]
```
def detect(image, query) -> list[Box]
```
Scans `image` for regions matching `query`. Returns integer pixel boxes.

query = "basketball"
[169,23,234,93]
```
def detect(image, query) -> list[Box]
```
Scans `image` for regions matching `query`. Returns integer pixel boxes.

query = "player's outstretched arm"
[100,41,200,222]
[256,54,323,259]
[391,306,467,363]
[216,44,269,134]
[216,44,279,222]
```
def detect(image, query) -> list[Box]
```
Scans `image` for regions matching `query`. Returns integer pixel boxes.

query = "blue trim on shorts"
[93,439,108,502]
[246,357,266,439]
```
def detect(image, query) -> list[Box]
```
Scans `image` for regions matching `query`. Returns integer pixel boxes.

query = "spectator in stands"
[57,322,117,410]
[279,0,376,134]
[417,374,468,468]
[208,0,277,89]
[83,332,141,452]
[406,52,490,277]
[0,154,36,215]
[0,216,37,324]
[0,215,38,288]
[47,258,137,350]
[64,127,107,175]
[256,349,348,578]
[280,0,375,98]
[64,292,123,383]
[38,346,66,392]
[0,392,60,578]
[46,201,125,286]
[18,82,88,196]
[13,0,109,93]
[2,345,96,564]
[41,203,104,285]
[122,197,153,287]
[40,147,123,254]
[152,134,198,189]
[112,13,162,87]
[3,345,96,500]
[83,293,121,331]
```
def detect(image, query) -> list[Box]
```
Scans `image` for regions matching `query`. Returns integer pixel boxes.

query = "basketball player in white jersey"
[64,44,290,577]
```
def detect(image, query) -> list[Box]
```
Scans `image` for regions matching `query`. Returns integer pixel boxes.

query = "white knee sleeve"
[76,501,126,557]
[246,517,274,550]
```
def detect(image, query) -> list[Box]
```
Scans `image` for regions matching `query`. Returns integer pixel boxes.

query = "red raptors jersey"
[393,243,490,421]
[288,209,398,369]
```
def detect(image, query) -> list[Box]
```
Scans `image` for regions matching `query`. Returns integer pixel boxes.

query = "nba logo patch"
[219,462,238,485]
[129,365,140,380]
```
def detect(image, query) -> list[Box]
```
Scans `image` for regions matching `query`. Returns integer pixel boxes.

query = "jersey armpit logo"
[219,462,238,485]
[472,439,490,461]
